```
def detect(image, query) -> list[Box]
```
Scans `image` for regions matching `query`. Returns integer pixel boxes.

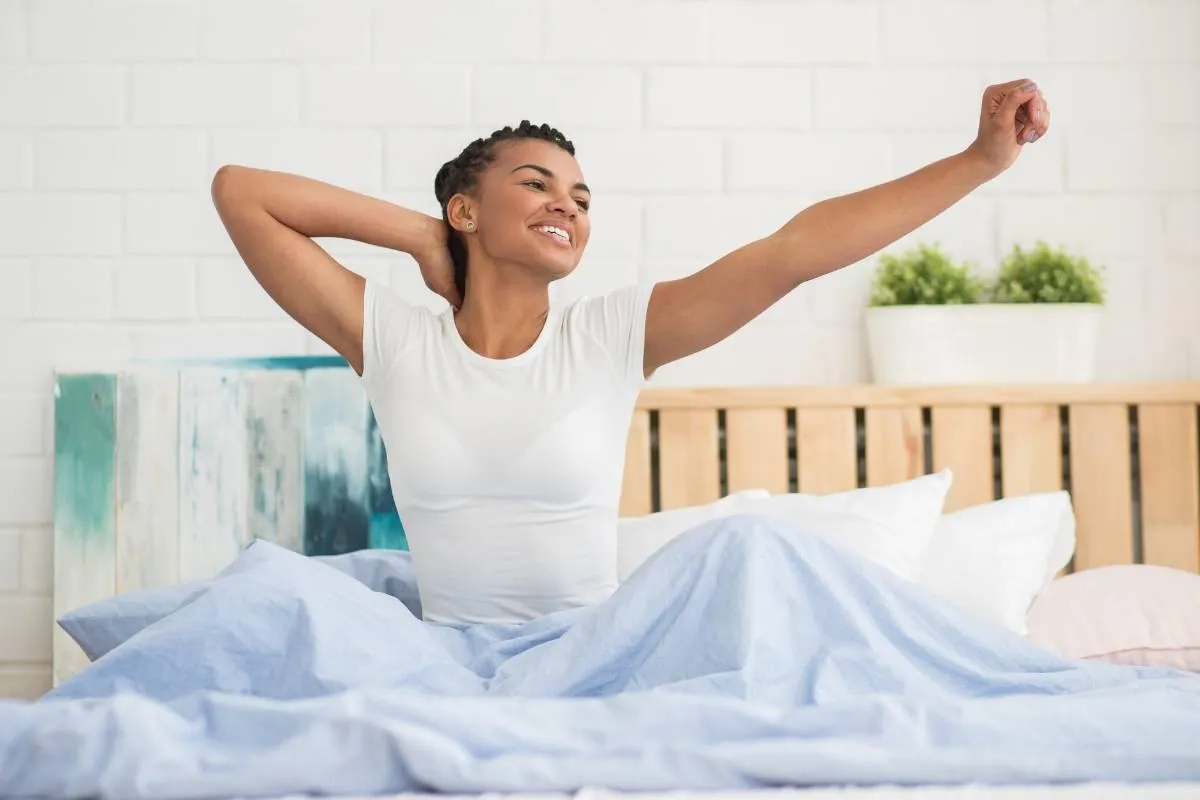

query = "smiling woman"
[211,81,1052,626]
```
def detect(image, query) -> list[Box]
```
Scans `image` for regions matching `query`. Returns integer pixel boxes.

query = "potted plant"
[864,241,1105,385]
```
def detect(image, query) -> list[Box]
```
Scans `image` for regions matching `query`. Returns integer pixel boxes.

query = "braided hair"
[434,121,576,301]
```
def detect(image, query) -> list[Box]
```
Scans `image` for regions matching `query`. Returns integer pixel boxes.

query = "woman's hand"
[414,217,463,310]
[966,78,1051,179]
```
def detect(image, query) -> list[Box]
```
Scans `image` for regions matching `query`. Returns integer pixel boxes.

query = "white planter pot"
[864,303,1103,385]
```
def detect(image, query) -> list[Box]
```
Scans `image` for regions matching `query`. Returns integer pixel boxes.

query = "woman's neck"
[453,263,551,360]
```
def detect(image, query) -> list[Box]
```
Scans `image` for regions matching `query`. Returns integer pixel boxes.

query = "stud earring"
[465,221,475,231]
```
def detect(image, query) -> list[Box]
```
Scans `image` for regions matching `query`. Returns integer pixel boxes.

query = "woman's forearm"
[778,148,996,283]
[213,165,439,258]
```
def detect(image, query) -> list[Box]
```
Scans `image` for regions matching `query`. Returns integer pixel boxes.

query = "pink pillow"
[1026,564,1200,671]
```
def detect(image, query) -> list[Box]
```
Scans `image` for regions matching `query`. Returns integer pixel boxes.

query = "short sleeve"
[360,277,418,391]
[571,282,657,387]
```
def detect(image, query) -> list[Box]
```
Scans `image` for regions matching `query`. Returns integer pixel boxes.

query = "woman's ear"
[446,195,476,234]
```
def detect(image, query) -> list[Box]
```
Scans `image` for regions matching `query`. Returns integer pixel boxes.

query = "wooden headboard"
[52,363,1200,684]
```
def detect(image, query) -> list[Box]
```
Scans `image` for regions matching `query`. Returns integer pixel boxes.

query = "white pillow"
[918,492,1076,636]
[617,470,952,583]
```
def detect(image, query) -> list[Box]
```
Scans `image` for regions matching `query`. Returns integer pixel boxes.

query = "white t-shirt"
[360,278,655,626]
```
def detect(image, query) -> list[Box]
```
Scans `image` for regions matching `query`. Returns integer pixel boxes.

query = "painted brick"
[124,193,232,256]
[0,596,51,662]
[814,67,983,132]
[1,322,134,391]
[643,195,816,262]
[647,315,827,388]
[0,665,51,700]
[882,0,1049,64]
[376,0,539,63]
[648,68,811,129]
[0,532,19,591]
[127,322,308,361]
[0,194,121,256]
[196,257,290,321]
[0,0,24,60]
[1049,0,1199,63]
[0,458,51,526]
[1067,129,1199,192]
[541,1,711,63]
[567,130,723,194]
[727,133,891,195]
[0,130,32,188]
[112,258,196,321]
[996,195,1165,260]
[889,132,1065,195]
[1165,199,1200,258]
[581,195,643,263]
[304,67,469,127]
[802,259,879,327]
[473,67,641,130]
[0,393,43,457]
[0,260,30,320]
[711,0,877,64]
[31,259,113,321]
[213,129,384,193]
[0,67,124,126]
[31,0,198,61]
[202,0,371,61]
[35,130,208,190]
[20,528,50,594]
[886,194,998,272]
[133,66,300,125]
[384,128,476,191]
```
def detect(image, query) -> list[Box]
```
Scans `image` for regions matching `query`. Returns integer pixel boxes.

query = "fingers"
[1018,89,1051,145]
[998,80,1039,119]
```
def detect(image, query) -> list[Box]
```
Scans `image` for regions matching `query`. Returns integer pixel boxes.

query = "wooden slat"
[931,406,994,511]
[115,370,180,594]
[796,408,857,494]
[620,409,653,516]
[636,382,1200,410]
[53,374,117,684]
[179,370,250,582]
[1138,404,1200,572]
[1069,404,1134,569]
[725,408,789,494]
[1000,404,1063,497]
[657,409,720,510]
[304,368,370,556]
[246,370,304,553]
[865,406,923,487]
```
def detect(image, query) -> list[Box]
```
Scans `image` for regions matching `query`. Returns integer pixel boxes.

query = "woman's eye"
[525,180,545,191]
[575,199,590,211]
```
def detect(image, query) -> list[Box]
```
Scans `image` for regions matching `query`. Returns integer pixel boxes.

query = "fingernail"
[1028,132,1039,143]
[1022,82,1037,92]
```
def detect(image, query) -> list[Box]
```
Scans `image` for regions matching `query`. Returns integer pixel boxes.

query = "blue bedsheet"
[3,514,1199,798]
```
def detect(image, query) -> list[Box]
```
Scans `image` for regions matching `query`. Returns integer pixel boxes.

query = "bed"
[41,360,1200,799]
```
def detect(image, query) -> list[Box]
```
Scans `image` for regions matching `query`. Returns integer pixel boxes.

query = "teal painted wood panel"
[53,373,117,685]
[303,368,370,556]
[246,370,304,553]
[115,371,180,594]
[178,370,251,582]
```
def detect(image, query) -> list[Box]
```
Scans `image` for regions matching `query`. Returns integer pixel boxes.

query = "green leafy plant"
[867,242,984,307]
[991,241,1105,304]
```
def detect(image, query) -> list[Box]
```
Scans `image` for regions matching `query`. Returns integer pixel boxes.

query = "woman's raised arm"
[210,166,458,375]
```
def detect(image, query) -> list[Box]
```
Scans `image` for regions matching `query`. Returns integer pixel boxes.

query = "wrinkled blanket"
[3,514,1199,799]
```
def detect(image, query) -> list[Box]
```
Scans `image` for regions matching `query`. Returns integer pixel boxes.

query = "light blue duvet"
[2,515,1199,798]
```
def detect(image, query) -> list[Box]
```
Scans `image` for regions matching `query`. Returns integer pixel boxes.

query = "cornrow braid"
[434,121,576,301]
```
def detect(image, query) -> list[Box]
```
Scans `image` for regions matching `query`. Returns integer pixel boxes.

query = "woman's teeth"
[535,225,569,243]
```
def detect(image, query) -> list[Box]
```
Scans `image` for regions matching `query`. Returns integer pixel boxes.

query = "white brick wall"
[0,0,1197,698]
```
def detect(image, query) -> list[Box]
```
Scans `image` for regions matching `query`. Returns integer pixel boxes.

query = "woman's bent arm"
[210,165,440,375]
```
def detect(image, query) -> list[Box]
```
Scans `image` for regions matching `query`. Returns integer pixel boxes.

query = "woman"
[211,79,1051,628]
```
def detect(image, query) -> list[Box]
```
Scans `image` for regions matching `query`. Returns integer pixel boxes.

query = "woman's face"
[456,138,592,284]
